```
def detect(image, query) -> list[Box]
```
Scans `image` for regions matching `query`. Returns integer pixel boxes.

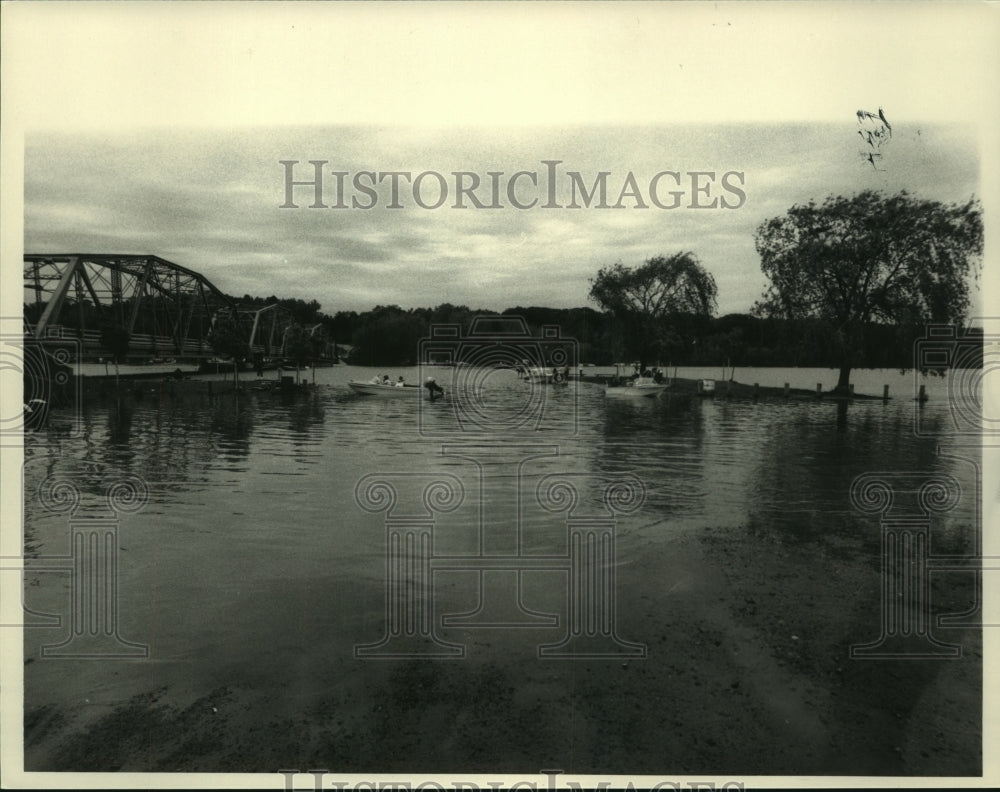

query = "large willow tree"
[754,190,983,392]
[589,253,718,370]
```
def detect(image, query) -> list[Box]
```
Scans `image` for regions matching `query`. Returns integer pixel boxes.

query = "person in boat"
[424,377,445,401]
[395,376,406,387]
[382,374,391,385]
[370,374,382,385]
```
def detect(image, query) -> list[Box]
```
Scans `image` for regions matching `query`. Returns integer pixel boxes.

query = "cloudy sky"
[6,2,997,320]
[23,122,980,317]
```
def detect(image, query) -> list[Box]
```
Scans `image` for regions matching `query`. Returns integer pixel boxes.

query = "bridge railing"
[37,325,212,359]
[34,325,333,362]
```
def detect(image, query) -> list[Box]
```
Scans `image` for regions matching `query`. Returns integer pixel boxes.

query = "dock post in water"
[753,383,759,401]
[816,383,822,398]
[784,382,790,398]
[883,384,890,401]
[919,384,927,402]
[849,384,855,397]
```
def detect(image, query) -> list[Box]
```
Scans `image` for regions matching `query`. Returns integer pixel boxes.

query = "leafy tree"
[209,312,251,389]
[588,253,718,370]
[283,323,322,383]
[348,306,429,366]
[754,190,983,391]
[427,303,477,328]
[100,321,131,386]
[323,310,359,354]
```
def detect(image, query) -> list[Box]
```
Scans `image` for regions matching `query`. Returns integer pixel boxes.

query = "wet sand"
[23,519,981,776]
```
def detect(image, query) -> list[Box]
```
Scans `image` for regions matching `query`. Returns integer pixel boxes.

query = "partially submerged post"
[784,382,790,398]
[883,384,890,401]
[816,383,822,398]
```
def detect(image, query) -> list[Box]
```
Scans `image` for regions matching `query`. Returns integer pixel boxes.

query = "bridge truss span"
[24,254,239,360]
[24,253,333,365]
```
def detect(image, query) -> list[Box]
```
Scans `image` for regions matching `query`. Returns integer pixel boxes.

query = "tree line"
[323,190,983,391]
[310,304,982,373]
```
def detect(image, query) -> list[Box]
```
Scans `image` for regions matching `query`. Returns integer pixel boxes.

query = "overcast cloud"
[24,123,980,317]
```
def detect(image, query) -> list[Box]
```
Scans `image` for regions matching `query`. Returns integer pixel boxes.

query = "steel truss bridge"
[23,254,328,363]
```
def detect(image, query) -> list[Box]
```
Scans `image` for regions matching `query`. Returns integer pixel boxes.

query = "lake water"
[21,365,984,775]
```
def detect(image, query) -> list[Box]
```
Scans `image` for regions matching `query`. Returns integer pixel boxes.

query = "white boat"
[605,377,669,398]
[517,366,550,382]
[519,366,572,384]
[349,381,427,398]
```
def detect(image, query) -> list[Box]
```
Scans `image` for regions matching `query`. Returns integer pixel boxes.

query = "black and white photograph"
[2,2,997,789]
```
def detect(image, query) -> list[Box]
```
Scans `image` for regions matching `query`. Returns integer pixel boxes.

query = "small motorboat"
[348,381,446,400]
[605,377,669,398]
[349,381,422,397]
[517,366,551,383]
[520,366,573,385]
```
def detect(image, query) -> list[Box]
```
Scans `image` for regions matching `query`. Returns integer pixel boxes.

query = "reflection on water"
[21,366,982,773]
[23,369,979,573]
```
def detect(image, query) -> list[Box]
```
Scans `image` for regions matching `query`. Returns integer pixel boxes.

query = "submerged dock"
[577,373,895,401]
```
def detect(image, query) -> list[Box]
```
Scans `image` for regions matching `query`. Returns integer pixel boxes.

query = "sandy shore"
[23,520,981,776]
